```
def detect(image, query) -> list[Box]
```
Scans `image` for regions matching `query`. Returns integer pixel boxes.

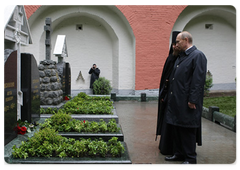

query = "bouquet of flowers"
[15,120,36,135]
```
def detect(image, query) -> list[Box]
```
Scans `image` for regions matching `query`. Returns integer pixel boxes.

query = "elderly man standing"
[164,31,207,164]
[156,31,181,155]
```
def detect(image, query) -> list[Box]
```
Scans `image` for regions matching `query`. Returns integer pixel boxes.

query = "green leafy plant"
[97,140,108,157]
[107,119,120,132]
[93,77,112,95]
[99,119,108,132]
[63,92,113,115]
[107,137,125,157]
[204,70,213,96]
[12,128,124,159]
[40,111,119,133]
[40,107,58,114]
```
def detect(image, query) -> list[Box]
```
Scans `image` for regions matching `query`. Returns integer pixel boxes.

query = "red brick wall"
[24,5,186,90]
[117,6,186,90]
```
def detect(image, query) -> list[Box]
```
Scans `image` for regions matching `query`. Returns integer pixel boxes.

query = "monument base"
[40,101,66,110]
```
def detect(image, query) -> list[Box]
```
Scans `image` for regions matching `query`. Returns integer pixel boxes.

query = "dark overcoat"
[156,53,177,154]
[156,53,177,136]
[166,46,207,145]
[89,68,100,88]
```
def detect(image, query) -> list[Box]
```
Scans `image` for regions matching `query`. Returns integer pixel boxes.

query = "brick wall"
[24,5,186,90]
[117,5,186,90]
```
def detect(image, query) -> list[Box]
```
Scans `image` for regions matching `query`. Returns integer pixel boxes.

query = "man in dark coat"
[156,31,181,155]
[165,31,207,164]
[88,64,100,89]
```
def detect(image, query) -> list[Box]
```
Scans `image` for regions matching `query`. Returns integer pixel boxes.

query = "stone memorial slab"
[4,50,18,145]
[21,53,40,123]
[56,62,71,96]
[65,62,71,95]
[54,35,71,96]
[4,5,33,121]
[56,62,66,95]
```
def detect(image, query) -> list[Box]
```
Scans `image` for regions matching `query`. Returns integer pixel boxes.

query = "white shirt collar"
[185,45,193,52]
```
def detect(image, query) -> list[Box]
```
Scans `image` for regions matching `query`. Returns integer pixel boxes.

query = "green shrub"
[204,70,213,96]
[107,137,125,157]
[12,128,124,158]
[63,93,113,115]
[40,107,58,114]
[93,77,112,95]
[40,112,119,133]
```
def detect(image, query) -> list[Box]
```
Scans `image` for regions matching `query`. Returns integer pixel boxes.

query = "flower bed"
[10,142,132,165]
[63,93,113,114]
[40,110,120,133]
[40,92,114,115]
[12,128,125,159]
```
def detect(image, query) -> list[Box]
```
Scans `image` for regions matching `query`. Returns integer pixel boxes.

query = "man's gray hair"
[181,31,193,44]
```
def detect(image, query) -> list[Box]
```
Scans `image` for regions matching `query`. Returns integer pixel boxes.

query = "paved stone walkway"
[115,101,236,164]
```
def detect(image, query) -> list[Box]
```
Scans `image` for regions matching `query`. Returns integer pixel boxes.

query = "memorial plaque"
[4,50,18,145]
[21,53,40,123]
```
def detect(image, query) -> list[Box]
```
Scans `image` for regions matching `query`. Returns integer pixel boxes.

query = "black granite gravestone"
[56,62,71,96]
[56,62,66,95]
[4,50,18,145]
[65,62,71,95]
[21,53,40,123]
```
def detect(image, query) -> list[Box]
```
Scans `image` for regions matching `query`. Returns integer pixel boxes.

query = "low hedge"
[41,92,114,115]
[12,128,125,159]
[40,110,120,133]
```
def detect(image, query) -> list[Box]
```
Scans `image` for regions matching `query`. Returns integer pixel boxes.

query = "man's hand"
[188,102,196,109]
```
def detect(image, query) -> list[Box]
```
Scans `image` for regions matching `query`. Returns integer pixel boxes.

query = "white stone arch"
[171,6,236,90]
[23,6,135,94]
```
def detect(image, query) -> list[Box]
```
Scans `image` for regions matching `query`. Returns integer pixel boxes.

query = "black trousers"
[172,125,197,163]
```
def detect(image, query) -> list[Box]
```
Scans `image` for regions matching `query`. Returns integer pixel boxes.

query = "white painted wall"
[22,6,135,94]
[184,15,236,84]
[171,6,236,88]
[52,16,113,90]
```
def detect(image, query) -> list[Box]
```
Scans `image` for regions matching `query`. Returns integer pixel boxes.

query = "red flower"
[64,96,69,100]
[83,120,86,123]
[15,123,27,135]
[21,126,27,132]
[17,126,21,131]
[19,126,27,135]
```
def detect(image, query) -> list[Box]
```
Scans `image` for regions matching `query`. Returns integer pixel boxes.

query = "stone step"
[40,109,119,123]
[58,125,124,141]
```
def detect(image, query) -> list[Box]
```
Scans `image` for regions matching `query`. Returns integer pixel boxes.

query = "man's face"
[176,34,186,51]
[172,43,177,50]
[172,43,180,56]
